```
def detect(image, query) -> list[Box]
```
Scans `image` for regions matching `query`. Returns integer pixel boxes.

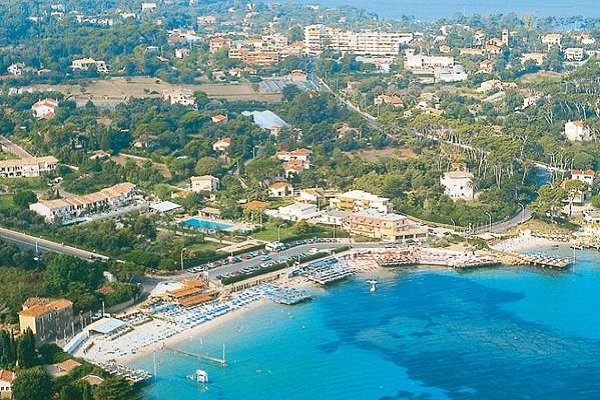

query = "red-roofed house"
[276,148,312,163]
[0,369,15,399]
[212,138,231,153]
[572,169,595,186]
[32,98,59,119]
[268,181,294,198]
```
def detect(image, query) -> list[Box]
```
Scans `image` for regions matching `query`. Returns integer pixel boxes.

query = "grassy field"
[0,195,15,210]
[25,77,282,104]
[112,153,172,179]
[253,221,347,242]
[351,146,417,161]
[0,152,18,161]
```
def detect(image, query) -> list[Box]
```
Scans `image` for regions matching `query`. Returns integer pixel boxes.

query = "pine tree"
[16,328,37,368]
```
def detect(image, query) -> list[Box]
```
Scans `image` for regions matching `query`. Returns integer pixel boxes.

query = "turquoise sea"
[132,246,600,399]
[287,0,600,20]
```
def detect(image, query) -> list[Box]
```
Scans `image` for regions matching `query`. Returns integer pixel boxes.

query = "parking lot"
[184,239,346,282]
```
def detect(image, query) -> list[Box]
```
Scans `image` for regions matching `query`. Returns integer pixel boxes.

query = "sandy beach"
[117,299,270,365]
[491,235,566,253]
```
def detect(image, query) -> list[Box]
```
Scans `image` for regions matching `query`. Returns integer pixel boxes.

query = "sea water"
[132,248,600,399]
[286,0,600,21]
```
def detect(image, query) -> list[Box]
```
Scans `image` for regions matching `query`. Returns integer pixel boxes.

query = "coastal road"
[0,135,33,158]
[0,226,109,261]
[468,207,532,235]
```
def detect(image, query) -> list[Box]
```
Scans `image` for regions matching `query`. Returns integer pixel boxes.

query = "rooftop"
[86,317,125,335]
[242,110,288,130]
[150,201,182,213]
[19,298,72,318]
[0,369,15,383]
[351,209,407,221]
[443,171,474,179]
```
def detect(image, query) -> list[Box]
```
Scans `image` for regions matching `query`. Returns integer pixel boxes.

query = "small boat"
[366,280,378,293]
[187,369,208,383]
[570,244,583,250]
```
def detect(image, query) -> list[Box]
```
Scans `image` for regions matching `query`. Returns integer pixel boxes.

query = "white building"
[565,47,584,61]
[141,2,157,11]
[29,183,137,222]
[318,210,350,226]
[565,120,592,142]
[541,33,562,48]
[441,171,475,200]
[276,148,312,163]
[0,369,15,399]
[162,89,196,107]
[32,98,59,119]
[175,48,190,59]
[331,190,394,214]
[0,156,58,178]
[405,55,454,71]
[434,64,467,82]
[571,169,595,187]
[265,202,319,222]
[7,62,25,75]
[299,188,325,204]
[268,181,294,198]
[304,25,412,56]
[190,175,219,192]
[70,58,108,73]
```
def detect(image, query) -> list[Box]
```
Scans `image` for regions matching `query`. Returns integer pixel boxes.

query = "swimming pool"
[183,218,234,231]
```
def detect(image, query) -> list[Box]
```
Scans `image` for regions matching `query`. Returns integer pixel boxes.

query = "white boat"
[366,280,378,292]
[187,369,208,383]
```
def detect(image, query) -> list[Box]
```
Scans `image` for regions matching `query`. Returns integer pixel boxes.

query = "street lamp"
[485,212,492,233]
[277,224,286,242]
[450,218,456,231]
[180,247,187,272]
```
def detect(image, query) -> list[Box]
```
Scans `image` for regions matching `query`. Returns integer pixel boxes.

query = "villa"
[268,181,294,198]
[32,98,59,119]
[70,58,109,73]
[191,175,220,193]
[571,169,595,186]
[441,171,475,200]
[565,121,592,142]
[19,298,73,344]
[0,369,15,399]
[266,202,319,221]
[212,138,231,153]
[162,89,196,107]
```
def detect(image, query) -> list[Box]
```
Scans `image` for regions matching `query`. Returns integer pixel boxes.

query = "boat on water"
[366,280,378,293]
[187,369,209,383]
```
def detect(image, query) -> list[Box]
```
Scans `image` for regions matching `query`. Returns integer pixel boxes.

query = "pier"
[166,346,228,367]
[94,361,152,383]
[519,254,574,269]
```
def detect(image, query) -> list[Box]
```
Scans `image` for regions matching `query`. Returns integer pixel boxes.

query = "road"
[0,135,32,158]
[468,207,532,235]
[0,226,109,261]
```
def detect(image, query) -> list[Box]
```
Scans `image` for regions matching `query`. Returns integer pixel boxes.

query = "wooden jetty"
[166,346,227,367]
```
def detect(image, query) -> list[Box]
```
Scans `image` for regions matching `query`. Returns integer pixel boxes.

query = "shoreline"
[87,244,573,368]
[491,235,567,254]
[118,298,271,365]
